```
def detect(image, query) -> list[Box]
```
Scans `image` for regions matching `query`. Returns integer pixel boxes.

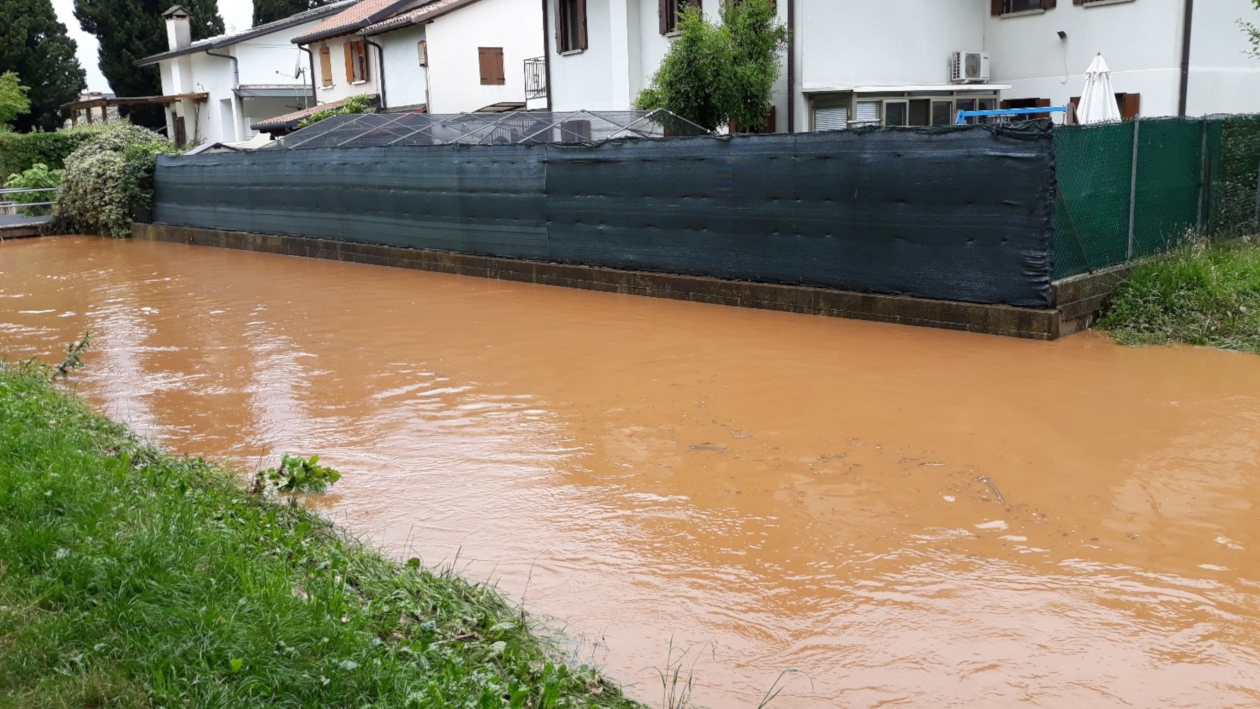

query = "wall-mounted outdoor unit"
[951,52,990,83]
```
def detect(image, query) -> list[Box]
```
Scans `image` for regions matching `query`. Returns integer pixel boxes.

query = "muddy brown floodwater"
[5,236,1260,707]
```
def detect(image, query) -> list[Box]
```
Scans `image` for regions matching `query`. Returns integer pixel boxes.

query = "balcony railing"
[524,57,547,102]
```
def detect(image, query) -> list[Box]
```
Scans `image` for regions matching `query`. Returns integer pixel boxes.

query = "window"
[885,101,907,127]
[660,0,701,34]
[319,45,333,87]
[556,0,587,53]
[991,0,1056,15]
[417,40,428,67]
[931,100,953,126]
[559,119,592,141]
[814,106,848,132]
[344,40,369,83]
[478,47,505,85]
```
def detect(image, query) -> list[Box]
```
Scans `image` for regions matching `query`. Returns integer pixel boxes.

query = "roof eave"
[135,2,352,66]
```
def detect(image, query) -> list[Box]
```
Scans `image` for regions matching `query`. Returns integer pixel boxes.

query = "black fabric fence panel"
[154,145,549,259]
[154,126,1056,307]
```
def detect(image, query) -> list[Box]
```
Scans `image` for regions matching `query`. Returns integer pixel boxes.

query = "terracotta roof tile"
[292,0,425,44]
[251,95,377,131]
[360,0,476,35]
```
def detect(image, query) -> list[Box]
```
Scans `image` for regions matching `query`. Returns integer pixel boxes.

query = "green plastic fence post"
[1197,118,1207,230]
[1127,118,1139,260]
[1254,161,1260,231]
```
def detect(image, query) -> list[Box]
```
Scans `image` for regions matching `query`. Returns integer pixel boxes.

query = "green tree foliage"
[253,0,336,27]
[3,162,61,216]
[0,0,87,132]
[0,72,31,127]
[1246,0,1260,58]
[74,0,224,127]
[635,0,787,132]
[295,93,374,129]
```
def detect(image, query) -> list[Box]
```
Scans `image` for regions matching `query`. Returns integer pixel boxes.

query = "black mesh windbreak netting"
[154,124,1057,307]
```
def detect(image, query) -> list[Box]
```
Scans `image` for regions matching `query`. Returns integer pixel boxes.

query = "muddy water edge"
[4,236,1260,708]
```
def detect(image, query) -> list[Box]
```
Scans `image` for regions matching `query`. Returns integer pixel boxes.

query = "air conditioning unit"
[951,52,990,83]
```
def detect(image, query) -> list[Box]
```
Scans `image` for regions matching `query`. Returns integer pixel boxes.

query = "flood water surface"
[5,237,1260,707]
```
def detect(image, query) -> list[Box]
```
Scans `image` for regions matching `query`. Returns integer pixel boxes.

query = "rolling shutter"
[814,106,847,132]
[855,101,879,125]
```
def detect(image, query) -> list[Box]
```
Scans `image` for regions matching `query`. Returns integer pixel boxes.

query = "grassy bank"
[0,367,642,708]
[1098,238,1260,354]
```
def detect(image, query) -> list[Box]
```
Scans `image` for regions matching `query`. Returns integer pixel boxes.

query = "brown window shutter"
[494,48,505,84]
[320,46,333,86]
[478,47,490,84]
[1121,93,1141,120]
[999,100,1011,109]
[1041,0,1056,8]
[344,42,354,83]
[1035,98,1051,108]
[992,0,1004,15]
[1073,0,1084,4]
[659,0,669,34]
[577,0,588,49]
[555,0,565,52]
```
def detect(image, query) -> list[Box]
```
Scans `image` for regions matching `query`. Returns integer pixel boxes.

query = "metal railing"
[524,57,547,102]
[0,187,58,218]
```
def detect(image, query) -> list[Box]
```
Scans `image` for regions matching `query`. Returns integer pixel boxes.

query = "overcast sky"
[51,0,255,93]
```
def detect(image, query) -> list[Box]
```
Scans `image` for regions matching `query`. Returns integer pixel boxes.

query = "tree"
[635,0,787,132]
[75,0,224,127]
[0,72,31,127]
[1246,0,1260,59]
[0,0,87,132]
[254,0,337,27]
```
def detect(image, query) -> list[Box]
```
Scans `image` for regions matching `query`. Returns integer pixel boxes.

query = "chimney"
[162,5,192,51]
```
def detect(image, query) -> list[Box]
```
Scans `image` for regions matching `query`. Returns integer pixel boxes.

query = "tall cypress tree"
[0,0,87,132]
[254,0,337,26]
[75,0,223,126]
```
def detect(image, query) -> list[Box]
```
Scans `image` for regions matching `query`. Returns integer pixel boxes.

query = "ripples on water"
[4,237,1260,707]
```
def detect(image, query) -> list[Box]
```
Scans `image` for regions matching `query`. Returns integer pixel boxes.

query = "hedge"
[0,126,110,178]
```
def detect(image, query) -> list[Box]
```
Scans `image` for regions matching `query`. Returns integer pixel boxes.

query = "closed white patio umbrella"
[1076,53,1122,124]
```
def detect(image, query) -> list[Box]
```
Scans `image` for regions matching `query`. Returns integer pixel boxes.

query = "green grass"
[1098,237,1260,353]
[0,368,644,708]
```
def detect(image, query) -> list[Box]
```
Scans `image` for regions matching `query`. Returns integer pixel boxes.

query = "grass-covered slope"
[1099,238,1260,354]
[0,369,641,708]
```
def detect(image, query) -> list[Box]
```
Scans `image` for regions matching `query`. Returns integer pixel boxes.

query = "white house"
[986,0,1260,120]
[359,0,545,114]
[544,0,1260,133]
[281,0,542,127]
[135,2,354,146]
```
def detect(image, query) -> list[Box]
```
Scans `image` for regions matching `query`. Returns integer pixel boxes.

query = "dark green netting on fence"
[1052,116,1259,280]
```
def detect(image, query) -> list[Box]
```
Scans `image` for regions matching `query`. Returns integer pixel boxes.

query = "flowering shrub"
[57,123,181,237]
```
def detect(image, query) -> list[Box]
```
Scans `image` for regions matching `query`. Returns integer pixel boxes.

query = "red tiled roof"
[292,0,426,44]
[250,95,377,131]
[359,0,483,36]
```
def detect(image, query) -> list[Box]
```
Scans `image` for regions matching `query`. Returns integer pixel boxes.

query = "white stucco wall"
[378,24,429,108]
[312,35,383,104]
[420,0,544,113]
[1186,0,1260,116]
[550,0,955,132]
[986,0,1260,118]
[155,14,330,145]
[547,0,616,111]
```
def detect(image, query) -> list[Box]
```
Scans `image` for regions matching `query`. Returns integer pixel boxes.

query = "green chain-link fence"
[1053,115,1260,279]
